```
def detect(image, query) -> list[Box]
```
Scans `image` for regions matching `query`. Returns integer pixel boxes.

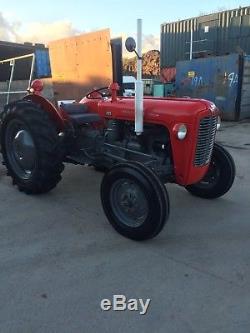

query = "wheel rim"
[5,119,37,180]
[110,178,149,228]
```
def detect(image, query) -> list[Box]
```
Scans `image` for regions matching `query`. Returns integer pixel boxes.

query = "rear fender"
[23,94,66,130]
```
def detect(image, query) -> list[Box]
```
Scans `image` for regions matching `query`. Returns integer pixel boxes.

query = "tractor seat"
[60,103,89,115]
[60,102,101,125]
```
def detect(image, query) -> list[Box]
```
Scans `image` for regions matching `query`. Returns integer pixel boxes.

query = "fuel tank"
[82,96,216,126]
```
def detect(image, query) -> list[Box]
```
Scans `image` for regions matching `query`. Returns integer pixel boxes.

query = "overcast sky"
[0,0,249,51]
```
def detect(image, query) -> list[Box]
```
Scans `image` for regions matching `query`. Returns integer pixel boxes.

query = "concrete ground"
[0,120,250,333]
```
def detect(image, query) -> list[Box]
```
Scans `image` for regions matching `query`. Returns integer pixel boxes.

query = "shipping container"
[48,30,119,102]
[161,67,176,83]
[164,83,175,96]
[240,55,250,119]
[0,41,51,81]
[175,53,250,120]
[161,6,250,68]
[34,49,51,78]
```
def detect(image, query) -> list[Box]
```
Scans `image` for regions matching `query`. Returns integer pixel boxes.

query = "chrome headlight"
[173,124,188,140]
[217,116,221,131]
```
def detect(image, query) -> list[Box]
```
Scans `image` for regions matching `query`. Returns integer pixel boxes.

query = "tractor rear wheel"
[1,101,65,194]
[101,162,169,240]
[185,143,235,199]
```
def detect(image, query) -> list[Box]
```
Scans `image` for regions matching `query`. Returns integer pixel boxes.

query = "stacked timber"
[123,50,160,78]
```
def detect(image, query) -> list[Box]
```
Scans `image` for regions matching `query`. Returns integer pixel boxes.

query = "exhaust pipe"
[135,19,143,135]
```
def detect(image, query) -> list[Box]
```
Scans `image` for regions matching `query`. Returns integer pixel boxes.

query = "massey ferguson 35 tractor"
[0,20,235,241]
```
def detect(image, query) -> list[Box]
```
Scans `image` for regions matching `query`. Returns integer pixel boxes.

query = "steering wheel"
[86,87,111,99]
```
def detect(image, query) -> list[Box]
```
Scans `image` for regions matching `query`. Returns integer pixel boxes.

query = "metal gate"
[0,53,35,105]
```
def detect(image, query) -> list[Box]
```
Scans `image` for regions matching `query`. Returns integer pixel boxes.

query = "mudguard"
[23,94,67,130]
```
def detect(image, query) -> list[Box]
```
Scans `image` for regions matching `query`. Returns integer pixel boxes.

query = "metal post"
[135,18,144,135]
[28,54,35,88]
[7,59,15,104]
[0,53,34,64]
[190,28,193,60]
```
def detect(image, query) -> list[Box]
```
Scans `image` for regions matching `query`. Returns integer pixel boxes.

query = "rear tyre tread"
[1,101,65,194]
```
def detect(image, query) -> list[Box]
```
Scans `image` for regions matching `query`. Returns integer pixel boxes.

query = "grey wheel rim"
[5,119,37,180]
[110,178,149,228]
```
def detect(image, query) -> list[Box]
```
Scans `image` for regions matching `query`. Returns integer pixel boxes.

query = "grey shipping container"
[175,53,250,120]
[161,6,250,68]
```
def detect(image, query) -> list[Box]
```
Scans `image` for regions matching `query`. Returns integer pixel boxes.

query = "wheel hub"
[111,179,149,227]
[12,130,36,171]
[5,119,38,180]
[121,189,139,211]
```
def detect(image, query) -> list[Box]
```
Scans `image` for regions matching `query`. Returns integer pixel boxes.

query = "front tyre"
[101,162,169,240]
[1,101,65,194]
[185,143,235,199]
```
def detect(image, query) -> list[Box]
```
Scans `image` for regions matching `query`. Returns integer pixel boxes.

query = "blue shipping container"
[240,56,250,120]
[175,54,242,120]
[164,83,175,96]
[35,49,51,78]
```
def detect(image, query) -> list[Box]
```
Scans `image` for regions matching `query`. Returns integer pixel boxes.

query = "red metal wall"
[161,67,176,83]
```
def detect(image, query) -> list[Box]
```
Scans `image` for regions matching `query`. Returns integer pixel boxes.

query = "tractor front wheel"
[101,162,169,240]
[185,143,235,199]
[1,101,65,194]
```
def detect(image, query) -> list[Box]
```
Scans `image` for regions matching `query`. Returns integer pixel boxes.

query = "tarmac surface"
[0,120,250,333]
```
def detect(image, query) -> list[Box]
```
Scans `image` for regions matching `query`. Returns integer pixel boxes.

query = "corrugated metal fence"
[161,6,250,67]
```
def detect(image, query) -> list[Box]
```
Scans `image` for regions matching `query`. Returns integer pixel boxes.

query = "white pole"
[7,59,15,104]
[28,53,36,88]
[135,18,143,135]
[0,53,34,64]
[190,28,193,60]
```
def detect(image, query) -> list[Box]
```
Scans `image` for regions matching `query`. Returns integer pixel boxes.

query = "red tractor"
[0,30,235,241]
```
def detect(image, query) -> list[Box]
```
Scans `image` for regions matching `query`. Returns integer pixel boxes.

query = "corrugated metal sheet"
[161,67,176,82]
[175,54,242,120]
[48,30,113,102]
[161,6,250,67]
[240,55,250,119]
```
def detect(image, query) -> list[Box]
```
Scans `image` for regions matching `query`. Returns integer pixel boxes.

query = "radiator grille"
[194,116,217,166]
